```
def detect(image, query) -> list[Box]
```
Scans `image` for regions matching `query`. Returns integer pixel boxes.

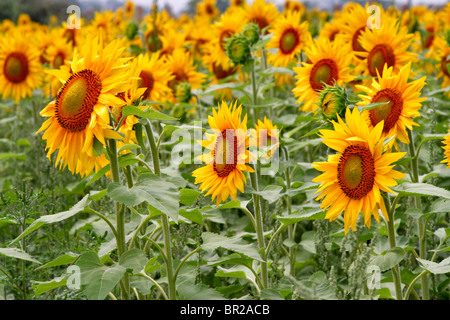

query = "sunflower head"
[356,62,427,145]
[192,100,254,206]
[312,107,406,233]
[250,117,279,159]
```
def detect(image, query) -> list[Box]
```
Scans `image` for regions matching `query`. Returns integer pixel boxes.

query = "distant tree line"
[0,0,80,24]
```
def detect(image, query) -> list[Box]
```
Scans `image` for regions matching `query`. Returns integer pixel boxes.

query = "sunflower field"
[0,0,449,304]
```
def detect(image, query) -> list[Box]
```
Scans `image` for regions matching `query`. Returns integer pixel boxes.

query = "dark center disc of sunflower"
[279,28,299,55]
[352,26,366,54]
[213,130,238,178]
[309,59,339,92]
[367,44,395,77]
[441,55,450,78]
[55,69,102,133]
[369,88,403,133]
[337,144,375,200]
[212,62,236,80]
[53,52,65,69]
[4,52,29,83]
[139,71,155,100]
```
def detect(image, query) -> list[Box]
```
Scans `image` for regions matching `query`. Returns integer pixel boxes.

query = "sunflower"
[244,0,279,34]
[165,48,206,103]
[356,62,427,145]
[249,117,279,159]
[292,36,354,113]
[192,100,254,205]
[433,35,450,93]
[209,8,246,69]
[267,10,311,67]
[136,52,174,103]
[36,36,130,177]
[355,15,416,78]
[124,0,135,20]
[43,34,74,97]
[0,29,42,102]
[111,59,147,146]
[158,27,188,57]
[312,107,406,233]
[202,42,239,101]
[196,0,219,20]
[337,3,374,59]
[442,132,450,168]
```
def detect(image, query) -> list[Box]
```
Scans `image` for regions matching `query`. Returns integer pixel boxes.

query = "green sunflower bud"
[242,22,260,45]
[317,83,348,121]
[125,22,138,40]
[175,81,192,103]
[147,34,162,53]
[225,34,251,66]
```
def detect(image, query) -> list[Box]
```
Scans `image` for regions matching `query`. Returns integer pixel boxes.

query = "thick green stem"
[385,194,403,300]
[144,120,176,300]
[407,129,429,300]
[107,138,129,300]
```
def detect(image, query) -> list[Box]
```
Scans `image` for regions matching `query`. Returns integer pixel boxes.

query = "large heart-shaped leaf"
[108,173,180,222]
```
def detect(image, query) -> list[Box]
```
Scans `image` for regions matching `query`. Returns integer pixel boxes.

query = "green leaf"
[201,232,262,261]
[0,247,41,264]
[277,207,325,226]
[179,188,201,206]
[215,265,255,282]
[179,208,204,225]
[260,66,295,76]
[76,251,126,300]
[0,153,26,161]
[9,194,90,245]
[32,277,67,297]
[118,143,140,153]
[119,249,147,275]
[35,252,78,270]
[369,247,405,272]
[122,105,179,121]
[417,257,450,274]
[393,183,450,199]
[202,82,244,95]
[252,185,284,204]
[206,253,253,269]
[144,257,161,274]
[107,173,180,222]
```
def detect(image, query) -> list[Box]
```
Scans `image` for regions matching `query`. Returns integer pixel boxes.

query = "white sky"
[86,0,448,16]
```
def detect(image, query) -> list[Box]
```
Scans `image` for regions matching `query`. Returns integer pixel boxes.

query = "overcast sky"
[84,0,448,16]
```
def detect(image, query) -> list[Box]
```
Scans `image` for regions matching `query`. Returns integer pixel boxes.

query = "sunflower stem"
[106,138,130,300]
[407,129,429,300]
[144,119,176,300]
[282,147,296,276]
[250,162,268,290]
[250,58,259,120]
[385,194,403,300]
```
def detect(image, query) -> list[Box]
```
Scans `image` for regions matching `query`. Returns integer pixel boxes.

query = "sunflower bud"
[317,83,348,121]
[125,22,138,40]
[242,22,260,45]
[175,81,192,103]
[147,34,162,53]
[225,34,251,66]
